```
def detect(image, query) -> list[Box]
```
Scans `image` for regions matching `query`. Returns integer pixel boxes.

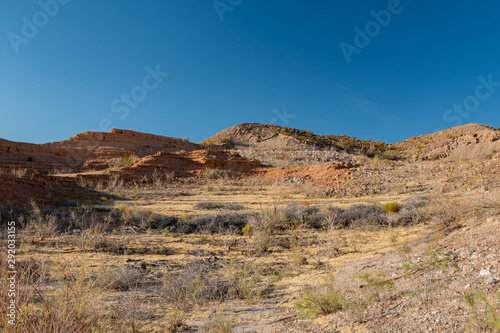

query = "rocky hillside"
[0,128,264,208]
[202,123,398,159]
[205,123,500,162]
[395,124,500,161]
[0,128,201,174]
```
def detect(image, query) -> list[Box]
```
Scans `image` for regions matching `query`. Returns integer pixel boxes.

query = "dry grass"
[4,158,499,331]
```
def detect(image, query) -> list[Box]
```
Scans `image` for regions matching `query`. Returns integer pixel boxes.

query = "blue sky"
[1,0,500,144]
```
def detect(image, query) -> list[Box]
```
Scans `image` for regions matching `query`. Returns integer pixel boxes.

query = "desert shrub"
[161,262,232,311]
[241,224,253,235]
[203,169,225,179]
[283,202,324,228]
[10,167,27,178]
[19,206,58,241]
[111,295,160,333]
[353,271,395,303]
[331,204,388,227]
[248,208,287,252]
[224,261,268,300]
[400,242,458,303]
[479,198,500,217]
[295,276,345,317]
[194,202,245,211]
[149,169,175,188]
[200,308,235,333]
[343,275,394,323]
[289,246,306,267]
[120,206,162,230]
[323,213,347,257]
[426,197,471,228]
[382,202,401,213]
[97,265,145,291]
[121,153,137,167]
[188,213,255,234]
[166,309,188,333]
[388,196,429,226]
[464,290,500,332]
[0,258,111,332]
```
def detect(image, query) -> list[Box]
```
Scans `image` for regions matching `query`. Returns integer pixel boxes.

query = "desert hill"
[205,122,500,162]
[0,128,200,174]
[395,123,500,161]
[202,123,396,158]
[0,128,264,208]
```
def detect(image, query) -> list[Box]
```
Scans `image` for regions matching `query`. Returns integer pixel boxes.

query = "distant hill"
[204,123,500,162]
[394,124,500,161]
[201,123,398,159]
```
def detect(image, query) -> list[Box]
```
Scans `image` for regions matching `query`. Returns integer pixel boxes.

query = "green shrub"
[354,271,395,303]
[464,290,500,332]
[382,202,401,213]
[295,276,345,317]
[224,261,267,300]
[401,243,458,303]
[241,224,253,235]
[121,153,137,167]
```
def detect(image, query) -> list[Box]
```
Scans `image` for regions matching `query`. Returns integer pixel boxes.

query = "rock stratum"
[0,128,264,208]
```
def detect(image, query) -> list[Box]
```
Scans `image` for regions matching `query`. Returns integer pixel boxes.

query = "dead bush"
[388,196,429,226]
[331,204,388,228]
[119,206,165,230]
[283,202,324,229]
[0,258,111,332]
[426,197,472,228]
[97,265,146,291]
[19,205,58,241]
[248,208,286,252]
[194,202,245,211]
[175,213,255,234]
[160,262,231,311]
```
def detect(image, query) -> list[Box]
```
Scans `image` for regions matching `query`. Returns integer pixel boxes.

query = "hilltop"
[202,123,396,158]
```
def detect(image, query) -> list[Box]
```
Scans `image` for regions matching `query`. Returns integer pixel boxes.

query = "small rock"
[480,269,492,277]
[465,283,471,289]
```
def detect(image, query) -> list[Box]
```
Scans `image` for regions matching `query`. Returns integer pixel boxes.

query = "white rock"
[480,269,492,277]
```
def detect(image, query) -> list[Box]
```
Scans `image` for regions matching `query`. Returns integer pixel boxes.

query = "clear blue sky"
[1,0,500,144]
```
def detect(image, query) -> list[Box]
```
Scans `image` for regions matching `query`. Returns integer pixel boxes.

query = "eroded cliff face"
[0,174,101,209]
[0,129,265,208]
[0,129,202,173]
